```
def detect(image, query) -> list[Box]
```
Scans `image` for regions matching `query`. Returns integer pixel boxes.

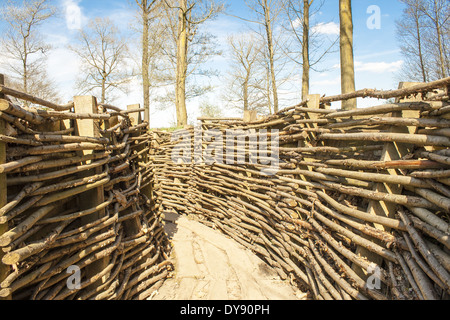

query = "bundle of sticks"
[0,86,171,300]
[154,78,450,300]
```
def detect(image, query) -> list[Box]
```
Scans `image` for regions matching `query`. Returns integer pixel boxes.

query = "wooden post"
[123,104,144,237]
[128,104,151,207]
[304,94,321,146]
[352,82,422,280]
[292,94,322,219]
[127,104,142,127]
[243,110,257,122]
[0,74,10,300]
[73,96,108,288]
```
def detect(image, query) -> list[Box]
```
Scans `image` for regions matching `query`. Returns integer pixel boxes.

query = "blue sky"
[218,0,406,103]
[0,0,408,128]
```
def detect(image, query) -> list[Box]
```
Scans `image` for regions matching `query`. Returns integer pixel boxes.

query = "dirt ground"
[150,213,306,300]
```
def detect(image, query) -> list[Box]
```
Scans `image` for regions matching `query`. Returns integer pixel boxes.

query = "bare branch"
[70,17,130,104]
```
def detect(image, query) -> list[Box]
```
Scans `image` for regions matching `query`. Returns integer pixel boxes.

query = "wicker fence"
[0,74,171,300]
[1,73,449,300]
[151,78,450,300]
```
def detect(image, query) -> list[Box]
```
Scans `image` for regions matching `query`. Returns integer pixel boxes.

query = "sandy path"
[150,213,305,300]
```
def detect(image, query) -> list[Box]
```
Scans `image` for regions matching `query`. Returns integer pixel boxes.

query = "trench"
[0,77,449,300]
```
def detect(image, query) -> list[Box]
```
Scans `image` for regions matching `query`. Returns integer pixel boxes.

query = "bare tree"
[239,0,282,113]
[419,0,449,79]
[163,0,223,126]
[283,0,338,100]
[199,99,223,118]
[397,0,449,82]
[134,0,160,123]
[396,0,430,83]
[0,0,60,103]
[70,17,130,104]
[223,34,266,114]
[339,0,356,110]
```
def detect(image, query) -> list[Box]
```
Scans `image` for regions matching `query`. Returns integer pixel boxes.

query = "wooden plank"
[0,74,10,300]
[352,82,422,280]
[73,96,108,288]
[294,95,322,218]
[127,104,142,127]
[123,104,144,237]
[243,110,258,122]
[304,94,322,147]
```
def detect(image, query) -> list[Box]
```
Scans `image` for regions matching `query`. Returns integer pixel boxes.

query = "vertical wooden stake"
[0,74,10,300]
[305,94,321,146]
[126,105,148,204]
[127,104,142,127]
[123,104,144,236]
[292,94,322,219]
[352,82,422,280]
[243,110,257,122]
[73,96,108,288]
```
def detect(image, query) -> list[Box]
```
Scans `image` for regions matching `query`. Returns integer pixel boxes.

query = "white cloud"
[355,60,404,74]
[46,47,80,102]
[63,0,85,30]
[332,60,404,74]
[291,17,302,29]
[312,22,339,35]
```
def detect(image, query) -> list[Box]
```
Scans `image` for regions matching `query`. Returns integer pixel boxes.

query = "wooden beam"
[73,96,108,289]
[292,95,322,218]
[127,104,142,127]
[352,82,422,280]
[0,75,10,300]
[243,110,258,122]
[122,104,144,237]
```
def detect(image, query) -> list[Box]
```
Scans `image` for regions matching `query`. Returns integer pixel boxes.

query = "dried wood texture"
[152,77,450,300]
[0,75,10,300]
[0,87,171,300]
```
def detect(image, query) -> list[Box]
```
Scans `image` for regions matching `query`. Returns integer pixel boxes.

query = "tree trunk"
[339,0,356,110]
[243,77,249,112]
[302,0,310,101]
[414,12,427,83]
[22,38,28,95]
[175,0,188,127]
[263,0,278,114]
[101,72,106,104]
[142,2,151,124]
[432,1,447,78]
[265,66,272,114]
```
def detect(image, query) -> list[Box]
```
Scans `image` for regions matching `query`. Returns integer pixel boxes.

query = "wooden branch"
[2,220,71,265]
[0,182,43,217]
[0,99,45,125]
[7,157,110,186]
[397,209,450,292]
[18,134,109,145]
[0,202,61,247]
[321,77,450,103]
[0,85,73,111]
[32,109,110,120]
[318,132,450,147]
[0,134,43,146]
[8,142,106,157]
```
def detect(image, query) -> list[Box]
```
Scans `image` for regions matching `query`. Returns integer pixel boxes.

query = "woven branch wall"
[0,87,171,300]
[151,79,450,300]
